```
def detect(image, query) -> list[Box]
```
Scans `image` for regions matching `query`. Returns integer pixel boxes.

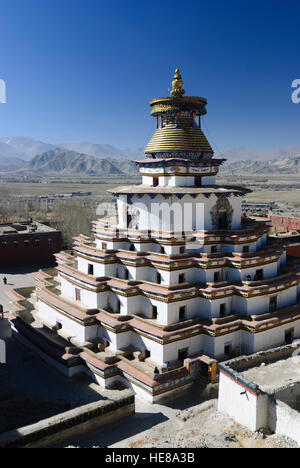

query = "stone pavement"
[0,266,39,311]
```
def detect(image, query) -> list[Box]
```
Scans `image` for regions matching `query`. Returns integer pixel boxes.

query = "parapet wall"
[268,397,300,446]
[0,390,135,448]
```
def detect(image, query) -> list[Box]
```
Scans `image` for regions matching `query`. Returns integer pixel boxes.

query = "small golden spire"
[170,68,185,96]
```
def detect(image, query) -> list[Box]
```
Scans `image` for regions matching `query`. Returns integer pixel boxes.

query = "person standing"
[3,277,7,285]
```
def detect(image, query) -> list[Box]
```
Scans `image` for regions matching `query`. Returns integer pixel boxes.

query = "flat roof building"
[0,221,62,267]
[218,342,300,445]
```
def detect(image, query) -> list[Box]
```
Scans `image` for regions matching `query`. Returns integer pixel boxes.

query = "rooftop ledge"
[107,184,252,195]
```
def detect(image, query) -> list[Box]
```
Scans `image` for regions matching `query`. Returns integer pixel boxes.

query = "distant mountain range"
[215,146,300,162]
[18,149,138,176]
[220,156,300,175]
[1,136,300,176]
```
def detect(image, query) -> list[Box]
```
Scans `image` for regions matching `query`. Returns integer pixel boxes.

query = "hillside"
[19,149,125,176]
[59,142,143,160]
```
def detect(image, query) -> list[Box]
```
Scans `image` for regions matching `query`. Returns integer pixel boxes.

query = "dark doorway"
[153,177,159,187]
[285,328,294,344]
[218,212,228,229]
[224,343,233,356]
[269,296,277,313]
[179,273,185,284]
[127,214,132,228]
[152,306,158,319]
[256,269,264,281]
[88,264,94,275]
[178,347,188,363]
[214,271,220,282]
[195,177,202,187]
[220,303,227,318]
[179,306,186,321]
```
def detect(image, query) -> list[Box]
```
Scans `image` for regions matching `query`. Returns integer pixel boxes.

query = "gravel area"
[60,386,299,449]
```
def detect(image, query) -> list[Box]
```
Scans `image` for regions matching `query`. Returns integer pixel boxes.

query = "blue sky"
[0,0,299,150]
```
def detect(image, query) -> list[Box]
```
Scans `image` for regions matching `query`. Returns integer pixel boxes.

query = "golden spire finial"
[171,68,185,96]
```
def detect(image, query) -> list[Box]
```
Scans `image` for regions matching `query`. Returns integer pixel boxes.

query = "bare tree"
[51,200,95,249]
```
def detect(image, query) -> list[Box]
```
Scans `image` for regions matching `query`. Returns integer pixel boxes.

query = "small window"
[179,273,185,284]
[242,245,249,253]
[1,242,7,248]
[195,177,202,187]
[269,296,277,313]
[211,245,218,254]
[102,242,107,250]
[179,246,185,254]
[160,246,165,254]
[24,240,30,248]
[156,272,162,284]
[88,264,94,275]
[75,288,81,302]
[129,244,135,252]
[124,269,129,280]
[224,343,233,356]
[13,241,19,248]
[153,177,159,187]
[35,239,40,247]
[220,303,227,318]
[179,306,186,321]
[152,306,158,319]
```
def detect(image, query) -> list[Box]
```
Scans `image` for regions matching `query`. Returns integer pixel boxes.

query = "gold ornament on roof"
[171,69,185,97]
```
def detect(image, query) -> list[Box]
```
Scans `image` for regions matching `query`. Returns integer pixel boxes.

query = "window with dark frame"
[75,288,81,302]
[224,343,233,355]
[179,273,185,284]
[179,306,186,321]
[152,305,158,319]
[269,296,277,312]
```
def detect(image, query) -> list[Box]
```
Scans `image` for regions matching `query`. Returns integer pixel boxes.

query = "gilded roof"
[145,121,213,154]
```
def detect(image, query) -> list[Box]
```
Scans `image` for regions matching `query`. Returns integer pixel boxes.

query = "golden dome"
[145,121,213,154]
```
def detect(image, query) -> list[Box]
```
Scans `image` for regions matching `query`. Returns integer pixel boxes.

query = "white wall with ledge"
[233,285,297,316]
[218,371,268,431]
[37,300,98,343]
[117,194,242,233]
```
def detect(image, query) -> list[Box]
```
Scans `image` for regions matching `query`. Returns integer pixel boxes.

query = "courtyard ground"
[0,266,38,311]
[59,387,298,449]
